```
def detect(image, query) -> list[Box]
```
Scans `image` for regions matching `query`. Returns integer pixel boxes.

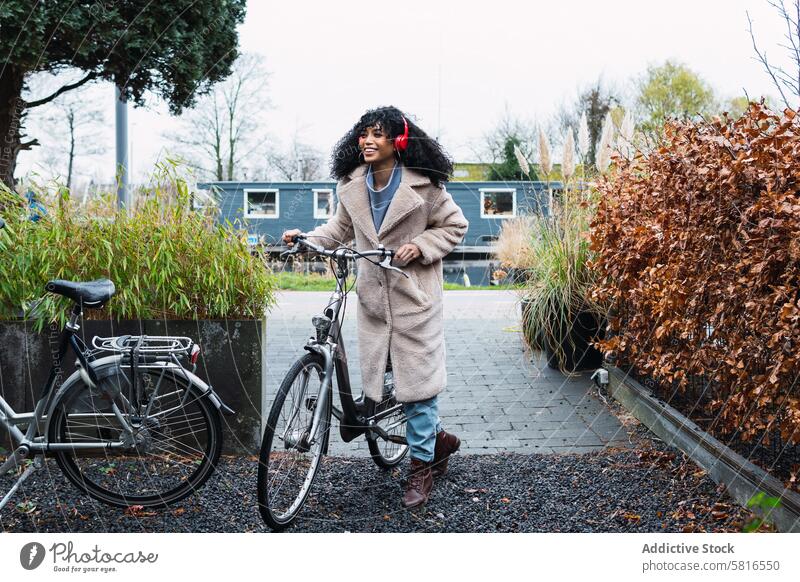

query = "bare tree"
[46,95,105,189]
[265,137,326,181]
[748,0,800,108]
[170,53,272,181]
[553,78,623,166]
[22,73,106,189]
[472,103,538,164]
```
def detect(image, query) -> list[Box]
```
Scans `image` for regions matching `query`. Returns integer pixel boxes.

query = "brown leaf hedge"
[590,102,800,444]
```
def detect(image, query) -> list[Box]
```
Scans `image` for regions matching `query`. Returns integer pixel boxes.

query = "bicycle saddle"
[45,279,116,308]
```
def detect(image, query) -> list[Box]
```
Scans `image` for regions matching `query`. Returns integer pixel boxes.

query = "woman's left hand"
[394,243,421,265]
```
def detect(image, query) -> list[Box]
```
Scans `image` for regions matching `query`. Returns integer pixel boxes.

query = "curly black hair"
[330,105,454,187]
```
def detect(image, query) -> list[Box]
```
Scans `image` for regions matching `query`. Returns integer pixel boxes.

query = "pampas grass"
[521,185,602,372]
[495,215,537,270]
[513,144,531,176]
[595,112,614,173]
[578,112,590,161]
[562,130,576,180]
[617,111,635,160]
[538,129,552,177]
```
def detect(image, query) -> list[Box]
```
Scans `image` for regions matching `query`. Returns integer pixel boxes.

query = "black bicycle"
[257,234,409,530]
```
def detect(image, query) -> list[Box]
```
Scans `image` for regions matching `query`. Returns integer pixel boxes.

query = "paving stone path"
[265,290,632,457]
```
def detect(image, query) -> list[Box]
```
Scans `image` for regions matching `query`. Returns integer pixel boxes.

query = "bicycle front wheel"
[257,352,331,531]
[48,365,222,508]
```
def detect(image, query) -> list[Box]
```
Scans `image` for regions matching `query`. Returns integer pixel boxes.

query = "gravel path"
[0,423,761,533]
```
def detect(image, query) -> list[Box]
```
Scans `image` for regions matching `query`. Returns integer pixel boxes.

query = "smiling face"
[358,123,396,165]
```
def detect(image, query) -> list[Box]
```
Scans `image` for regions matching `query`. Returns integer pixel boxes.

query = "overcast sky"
[17,0,793,184]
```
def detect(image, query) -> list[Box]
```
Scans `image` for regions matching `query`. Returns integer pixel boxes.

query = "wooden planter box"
[0,317,267,455]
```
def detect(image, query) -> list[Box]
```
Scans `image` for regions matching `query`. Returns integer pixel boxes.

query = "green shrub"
[0,163,275,329]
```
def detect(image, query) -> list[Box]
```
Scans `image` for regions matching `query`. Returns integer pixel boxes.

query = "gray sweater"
[366,162,402,233]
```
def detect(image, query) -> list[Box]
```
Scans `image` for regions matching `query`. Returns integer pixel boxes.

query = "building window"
[313,189,335,219]
[480,189,516,218]
[191,188,217,211]
[244,189,279,218]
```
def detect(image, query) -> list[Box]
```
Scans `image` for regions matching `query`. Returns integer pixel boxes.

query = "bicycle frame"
[296,247,405,450]
[0,304,123,456]
[0,305,231,458]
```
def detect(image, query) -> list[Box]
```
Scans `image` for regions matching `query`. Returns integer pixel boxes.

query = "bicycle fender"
[43,354,126,437]
[175,368,236,416]
[45,356,236,428]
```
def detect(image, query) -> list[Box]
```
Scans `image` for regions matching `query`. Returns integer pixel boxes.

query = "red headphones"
[394,115,409,152]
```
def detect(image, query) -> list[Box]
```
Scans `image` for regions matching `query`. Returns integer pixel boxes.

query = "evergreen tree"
[0,1,246,186]
[488,137,539,181]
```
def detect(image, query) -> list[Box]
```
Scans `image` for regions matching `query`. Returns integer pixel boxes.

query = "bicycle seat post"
[51,302,83,381]
[66,302,82,333]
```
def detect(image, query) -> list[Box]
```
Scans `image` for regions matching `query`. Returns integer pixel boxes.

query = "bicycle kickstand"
[0,448,43,512]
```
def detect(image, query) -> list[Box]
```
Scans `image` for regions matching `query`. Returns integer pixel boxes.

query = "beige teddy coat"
[303,162,469,403]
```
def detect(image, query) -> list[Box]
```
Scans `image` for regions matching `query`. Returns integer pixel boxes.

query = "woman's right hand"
[282,228,303,247]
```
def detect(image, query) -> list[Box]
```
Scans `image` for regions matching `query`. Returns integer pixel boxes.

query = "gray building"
[197,179,556,285]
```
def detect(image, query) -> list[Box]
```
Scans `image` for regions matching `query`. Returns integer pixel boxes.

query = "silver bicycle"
[0,275,233,511]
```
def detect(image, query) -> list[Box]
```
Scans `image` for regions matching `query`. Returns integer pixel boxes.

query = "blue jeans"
[402,396,443,462]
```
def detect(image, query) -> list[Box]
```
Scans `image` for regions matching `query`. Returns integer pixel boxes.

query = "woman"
[282,106,468,508]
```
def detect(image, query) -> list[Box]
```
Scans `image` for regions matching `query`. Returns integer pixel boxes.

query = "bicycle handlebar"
[282,234,410,278]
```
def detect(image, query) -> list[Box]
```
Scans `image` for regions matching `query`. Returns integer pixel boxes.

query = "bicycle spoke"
[259,356,329,526]
[367,391,409,466]
[53,369,217,505]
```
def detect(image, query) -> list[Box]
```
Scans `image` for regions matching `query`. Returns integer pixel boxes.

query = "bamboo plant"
[0,161,276,331]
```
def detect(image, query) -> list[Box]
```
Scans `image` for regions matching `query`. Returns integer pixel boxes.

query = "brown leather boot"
[401,458,433,508]
[430,430,461,478]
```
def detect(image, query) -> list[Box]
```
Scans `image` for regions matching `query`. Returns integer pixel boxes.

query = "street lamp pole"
[115,84,128,209]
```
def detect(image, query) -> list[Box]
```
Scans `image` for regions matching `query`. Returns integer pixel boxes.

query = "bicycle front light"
[312,315,332,342]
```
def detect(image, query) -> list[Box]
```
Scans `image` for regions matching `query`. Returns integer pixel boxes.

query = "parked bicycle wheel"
[48,363,222,508]
[257,352,331,531]
[366,391,408,469]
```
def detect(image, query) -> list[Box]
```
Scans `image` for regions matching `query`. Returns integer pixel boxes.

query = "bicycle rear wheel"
[48,364,222,508]
[257,352,331,531]
[366,391,408,469]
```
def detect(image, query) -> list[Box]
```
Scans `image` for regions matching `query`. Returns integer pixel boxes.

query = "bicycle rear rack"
[92,334,195,356]
[91,335,200,414]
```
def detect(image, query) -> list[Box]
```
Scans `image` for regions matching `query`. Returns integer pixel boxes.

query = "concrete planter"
[0,317,266,455]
